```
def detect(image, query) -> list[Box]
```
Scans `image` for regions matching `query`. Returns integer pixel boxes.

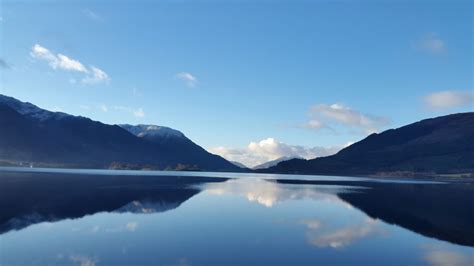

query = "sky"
[0,0,472,167]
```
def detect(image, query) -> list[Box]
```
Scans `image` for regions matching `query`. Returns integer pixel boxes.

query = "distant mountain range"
[261,113,474,177]
[252,156,302,170]
[230,161,248,169]
[0,94,240,171]
[1,94,472,176]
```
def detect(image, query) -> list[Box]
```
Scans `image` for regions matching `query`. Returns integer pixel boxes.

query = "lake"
[0,168,473,266]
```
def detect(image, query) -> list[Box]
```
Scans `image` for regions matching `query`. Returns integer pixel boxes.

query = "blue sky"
[0,0,472,166]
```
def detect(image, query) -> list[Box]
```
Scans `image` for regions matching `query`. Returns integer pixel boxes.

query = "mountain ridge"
[260,112,474,177]
[252,156,302,170]
[0,94,240,171]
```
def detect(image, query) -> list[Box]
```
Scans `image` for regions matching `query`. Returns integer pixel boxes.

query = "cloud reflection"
[422,245,472,266]
[69,254,98,266]
[126,222,138,232]
[205,178,356,208]
[300,218,385,249]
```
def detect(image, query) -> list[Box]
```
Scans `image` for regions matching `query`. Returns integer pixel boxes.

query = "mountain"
[120,124,185,141]
[262,113,474,177]
[119,124,241,171]
[230,161,248,169]
[253,156,302,170]
[0,94,240,171]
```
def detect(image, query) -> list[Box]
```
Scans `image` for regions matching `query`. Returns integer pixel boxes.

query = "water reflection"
[0,171,227,234]
[204,178,474,247]
[1,170,473,255]
[300,218,386,249]
[66,254,98,266]
[422,245,472,266]
[205,178,358,208]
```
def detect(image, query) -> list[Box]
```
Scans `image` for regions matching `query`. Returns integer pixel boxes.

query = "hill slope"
[253,156,302,170]
[0,94,239,171]
[119,124,241,171]
[263,113,474,176]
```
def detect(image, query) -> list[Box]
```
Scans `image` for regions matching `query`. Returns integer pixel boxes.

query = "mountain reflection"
[205,178,359,207]
[206,178,474,247]
[1,171,473,249]
[0,171,227,234]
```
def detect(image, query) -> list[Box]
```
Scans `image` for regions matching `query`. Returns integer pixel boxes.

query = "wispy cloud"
[303,103,390,135]
[209,137,344,168]
[134,108,145,118]
[113,106,145,118]
[414,33,445,54]
[132,87,142,97]
[82,9,103,21]
[175,72,198,87]
[100,104,108,112]
[30,44,110,84]
[423,90,474,110]
[82,66,110,84]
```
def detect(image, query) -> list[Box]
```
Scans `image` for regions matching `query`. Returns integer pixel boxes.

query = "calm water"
[0,169,473,266]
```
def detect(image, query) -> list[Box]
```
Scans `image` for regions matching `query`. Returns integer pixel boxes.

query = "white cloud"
[31,44,61,68]
[209,137,343,168]
[30,44,109,84]
[175,72,198,87]
[414,33,445,54]
[304,103,389,134]
[82,66,110,84]
[56,54,88,72]
[113,106,146,118]
[31,44,87,73]
[423,90,474,110]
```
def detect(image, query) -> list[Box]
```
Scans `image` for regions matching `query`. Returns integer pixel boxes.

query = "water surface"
[0,169,472,265]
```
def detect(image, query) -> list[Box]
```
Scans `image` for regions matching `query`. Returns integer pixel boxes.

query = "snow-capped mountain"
[0,94,69,122]
[120,124,185,140]
[0,94,240,171]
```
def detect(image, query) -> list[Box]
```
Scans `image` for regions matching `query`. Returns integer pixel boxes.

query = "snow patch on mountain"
[0,94,69,121]
[120,124,185,139]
